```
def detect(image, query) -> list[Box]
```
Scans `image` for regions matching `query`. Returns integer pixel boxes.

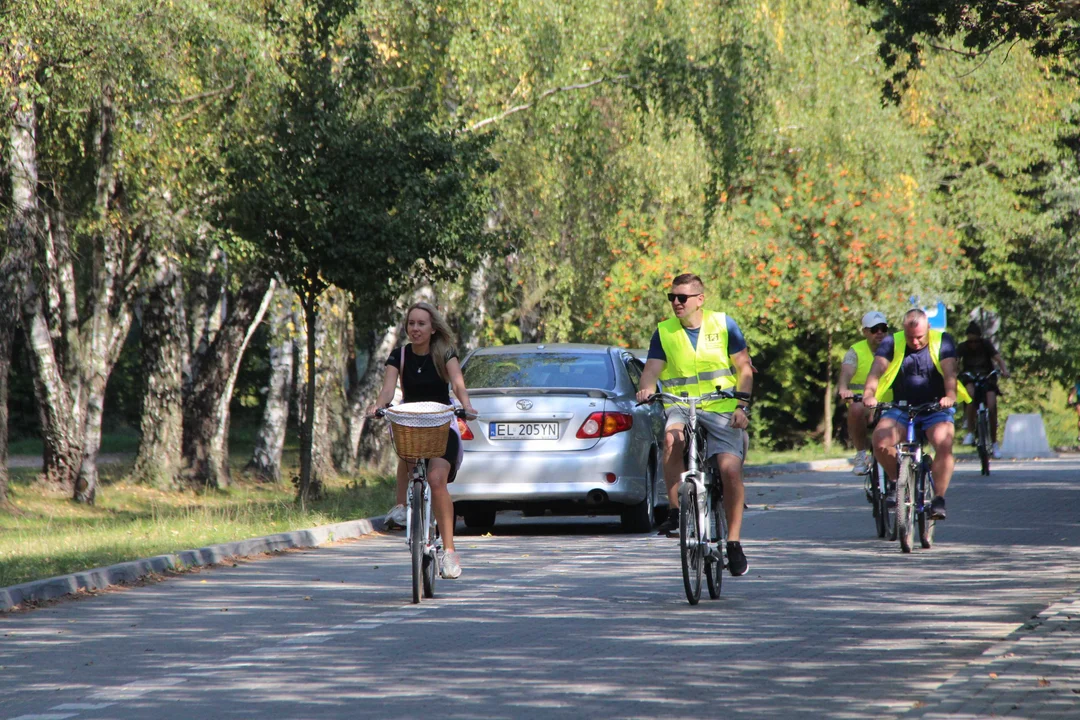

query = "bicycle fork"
[405,476,436,559]
[678,470,715,559]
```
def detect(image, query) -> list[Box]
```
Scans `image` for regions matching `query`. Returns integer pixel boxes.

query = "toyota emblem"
[516,399,534,411]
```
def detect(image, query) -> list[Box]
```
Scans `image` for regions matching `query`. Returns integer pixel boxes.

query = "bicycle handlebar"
[371,406,477,420]
[873,400,944,418]
[959,369,999,386]
[637,388,751,408]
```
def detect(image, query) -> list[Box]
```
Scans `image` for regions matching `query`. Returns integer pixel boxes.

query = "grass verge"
[0,459,394,589]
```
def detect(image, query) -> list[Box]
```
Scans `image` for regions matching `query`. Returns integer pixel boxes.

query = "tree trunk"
[341,319,401,474]
[183,275,275,488]
[2,54,39,504]
[824,330,834,452]
[8,57,81,491]
[297,287,320,505]
[131,250,186,489]
[460,256,490,351]
[246,287,298,482]
[74,88,136,505]
[313,287,348,481]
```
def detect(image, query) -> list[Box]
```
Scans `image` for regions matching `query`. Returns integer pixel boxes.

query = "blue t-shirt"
[874,333,957,405]
[647,315,747,362]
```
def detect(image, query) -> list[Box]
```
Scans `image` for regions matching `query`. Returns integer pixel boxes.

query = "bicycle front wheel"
[978,412,991,476]
[422,497,439,598]
[919,460,936,549]
[897,460,916,553]
[705,481,726,599]
[680,487,703,605]
[410,481,424,604]
[871,461,886,539]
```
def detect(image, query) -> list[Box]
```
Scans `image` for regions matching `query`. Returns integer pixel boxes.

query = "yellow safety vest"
[875,330,971,404]
[657,311,738,413]
[849,340,892,402]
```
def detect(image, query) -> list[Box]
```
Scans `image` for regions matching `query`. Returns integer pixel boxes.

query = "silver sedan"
[450,344,667,532]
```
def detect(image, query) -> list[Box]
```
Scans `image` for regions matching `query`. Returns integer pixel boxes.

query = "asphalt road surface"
[3,459,1079,719]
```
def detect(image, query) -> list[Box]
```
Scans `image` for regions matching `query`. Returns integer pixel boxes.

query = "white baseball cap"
[861,311,887,329]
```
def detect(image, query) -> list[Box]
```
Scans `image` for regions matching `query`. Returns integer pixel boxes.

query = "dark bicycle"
[848,394,895,540]
[874,401,942,553]
[641,388,750,605]
[959,369,999,476]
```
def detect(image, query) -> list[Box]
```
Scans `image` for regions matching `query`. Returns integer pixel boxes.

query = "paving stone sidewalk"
[904,589,1080,719]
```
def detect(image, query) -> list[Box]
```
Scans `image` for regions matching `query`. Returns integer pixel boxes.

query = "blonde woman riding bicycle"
[371,302,476,579]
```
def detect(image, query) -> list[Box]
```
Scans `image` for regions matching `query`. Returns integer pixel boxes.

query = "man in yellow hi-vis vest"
[838,311,890,479]
[864,309,968,521]
[637,273,755,576]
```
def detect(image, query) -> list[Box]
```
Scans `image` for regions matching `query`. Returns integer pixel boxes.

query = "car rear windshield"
[463,352,616,390]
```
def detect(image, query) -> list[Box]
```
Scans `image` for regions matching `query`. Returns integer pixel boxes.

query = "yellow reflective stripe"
[698,368,734,381]
[664,376,697,387]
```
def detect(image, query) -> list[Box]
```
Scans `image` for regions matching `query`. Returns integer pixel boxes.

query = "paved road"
[2,459,1079,719]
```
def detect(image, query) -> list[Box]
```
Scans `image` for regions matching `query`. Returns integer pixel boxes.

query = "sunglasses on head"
[667,293,702,304]
[866,324,889,334]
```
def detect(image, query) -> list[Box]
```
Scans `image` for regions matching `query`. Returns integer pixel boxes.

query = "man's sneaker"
[656,510,679,536]
[929,496,947,520]
[992,441,1002,459]
[385,504,407,529]
[852,450,872,477]
[440,550,462,579]
[962,432,975,446]
[726,541,748,576]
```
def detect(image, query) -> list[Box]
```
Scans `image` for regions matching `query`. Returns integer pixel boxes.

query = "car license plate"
[489,422,559,440]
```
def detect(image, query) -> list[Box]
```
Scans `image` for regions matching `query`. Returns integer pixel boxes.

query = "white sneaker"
[962,432,974,446]
[441,550,462,579]
[385,504,407,529]
[992,442,1001,459]
[852,450,872,476]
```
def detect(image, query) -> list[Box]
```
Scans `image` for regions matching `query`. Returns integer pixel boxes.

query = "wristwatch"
[736,405,751,419]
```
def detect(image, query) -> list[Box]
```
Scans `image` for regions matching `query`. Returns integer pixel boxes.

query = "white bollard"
[998,414,1055,459]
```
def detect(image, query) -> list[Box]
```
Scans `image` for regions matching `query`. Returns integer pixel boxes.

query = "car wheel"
[621,457,657,533]
[463,509,497,529]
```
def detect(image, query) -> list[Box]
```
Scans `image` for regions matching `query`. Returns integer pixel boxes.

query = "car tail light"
[457,418,474,440]
[575,412,633,439]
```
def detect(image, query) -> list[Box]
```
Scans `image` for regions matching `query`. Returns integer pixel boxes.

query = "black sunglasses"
[866,324,889,333]
[667,293,703,304]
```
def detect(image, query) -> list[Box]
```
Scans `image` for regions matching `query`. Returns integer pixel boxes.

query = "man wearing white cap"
[838,311,891,481]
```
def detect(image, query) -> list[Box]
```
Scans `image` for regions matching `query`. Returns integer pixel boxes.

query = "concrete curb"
[0,515,384,612]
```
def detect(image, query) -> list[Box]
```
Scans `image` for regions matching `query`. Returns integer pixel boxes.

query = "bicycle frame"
[877,401,941,551]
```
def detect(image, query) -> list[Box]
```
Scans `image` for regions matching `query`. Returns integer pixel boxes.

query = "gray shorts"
[665,406,747,461]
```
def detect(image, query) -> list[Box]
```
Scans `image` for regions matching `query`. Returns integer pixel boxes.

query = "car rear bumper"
[450,443,648,506]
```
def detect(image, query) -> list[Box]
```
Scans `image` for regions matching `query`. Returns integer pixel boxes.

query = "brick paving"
[1,459,1078,719]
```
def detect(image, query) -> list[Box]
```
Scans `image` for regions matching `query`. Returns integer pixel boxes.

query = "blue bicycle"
[874,401,942,553]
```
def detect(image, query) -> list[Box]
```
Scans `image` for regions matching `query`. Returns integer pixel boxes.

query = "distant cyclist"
[837,311,891,479]
[863,309,971,520]
[956,321,1009,458]
[636,273,755,576]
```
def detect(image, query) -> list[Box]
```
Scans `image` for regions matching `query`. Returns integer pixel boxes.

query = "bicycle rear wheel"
[871,460,886,539]
[422,501,438,598]
[410,481,424,604]
[705,479,725,599]
[977,412,991,476]
[897,460,916,553]
[680,485,703,605]
[919,458,936,549]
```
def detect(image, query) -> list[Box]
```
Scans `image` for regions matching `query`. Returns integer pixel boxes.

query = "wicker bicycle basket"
[383,402,455,460]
